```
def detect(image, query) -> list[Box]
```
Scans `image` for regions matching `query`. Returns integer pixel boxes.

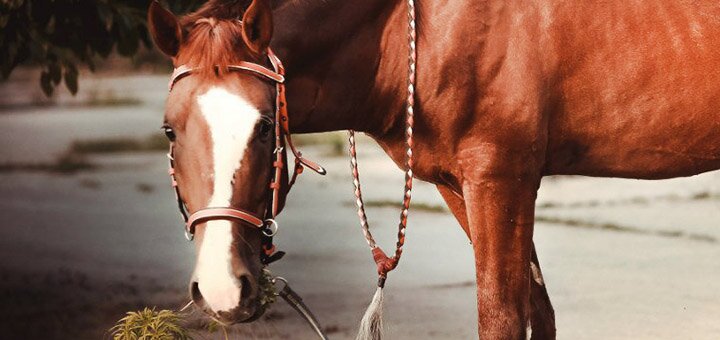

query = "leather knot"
[371,247,398,277]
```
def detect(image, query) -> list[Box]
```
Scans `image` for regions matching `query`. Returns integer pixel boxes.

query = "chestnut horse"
[148,0,720,338]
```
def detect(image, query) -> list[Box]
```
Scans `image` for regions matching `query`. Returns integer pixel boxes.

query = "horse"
[147,0,720,338]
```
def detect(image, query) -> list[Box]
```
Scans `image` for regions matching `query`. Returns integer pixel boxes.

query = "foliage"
[109,307,192,340]
[259,268,278,309]
[0,0,200,96]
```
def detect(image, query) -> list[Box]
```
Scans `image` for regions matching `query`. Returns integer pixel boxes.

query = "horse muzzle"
[190,280,263,324]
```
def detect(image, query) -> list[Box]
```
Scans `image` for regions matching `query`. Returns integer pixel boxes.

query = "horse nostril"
[190,282,210,311]
[190,281,202,302]
[239,274,257,301]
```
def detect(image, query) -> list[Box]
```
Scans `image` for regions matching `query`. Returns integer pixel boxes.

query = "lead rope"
[351,0,416,339]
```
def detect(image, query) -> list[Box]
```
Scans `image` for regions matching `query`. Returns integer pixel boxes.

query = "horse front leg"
[437,185,555,339]
[456,146,541,339]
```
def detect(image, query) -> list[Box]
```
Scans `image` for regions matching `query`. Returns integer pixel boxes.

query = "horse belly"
[545,116,720,179]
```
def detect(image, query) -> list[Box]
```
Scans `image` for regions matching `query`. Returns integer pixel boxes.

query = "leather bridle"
[160,4,416,337]
[166,48,325,264]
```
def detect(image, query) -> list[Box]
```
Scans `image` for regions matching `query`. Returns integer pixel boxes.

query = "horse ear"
[148,1,182,57]
[241,0,273,53]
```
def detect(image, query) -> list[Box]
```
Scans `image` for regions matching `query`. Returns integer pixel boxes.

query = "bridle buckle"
[263,219,279,237]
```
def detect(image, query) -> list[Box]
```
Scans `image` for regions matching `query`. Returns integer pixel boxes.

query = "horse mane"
[176,16,252,78]
[172,0,321,77]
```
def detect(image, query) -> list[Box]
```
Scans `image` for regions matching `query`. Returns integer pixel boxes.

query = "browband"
[168,62,285,91]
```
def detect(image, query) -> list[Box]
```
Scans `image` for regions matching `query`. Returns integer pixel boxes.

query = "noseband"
[166,49,325,264]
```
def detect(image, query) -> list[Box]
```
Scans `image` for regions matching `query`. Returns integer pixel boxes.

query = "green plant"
[0,0,202,96]
[258,268,278,309]
[109,307,192,340]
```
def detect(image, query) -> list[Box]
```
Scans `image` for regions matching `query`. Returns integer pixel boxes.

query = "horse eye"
[259,120,273,139]
[163,126,176,141]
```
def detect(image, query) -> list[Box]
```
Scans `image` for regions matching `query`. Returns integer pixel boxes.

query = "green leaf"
[1,0,202,93]
[64,63,78,95]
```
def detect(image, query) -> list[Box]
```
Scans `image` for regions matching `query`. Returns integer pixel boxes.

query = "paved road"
[1,72,719,339]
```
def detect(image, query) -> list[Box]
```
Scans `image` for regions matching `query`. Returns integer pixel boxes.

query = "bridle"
[166,48,326,264]
[162,2,416,335]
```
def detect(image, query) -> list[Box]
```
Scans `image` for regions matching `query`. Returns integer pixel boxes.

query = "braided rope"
[348,0,416,278]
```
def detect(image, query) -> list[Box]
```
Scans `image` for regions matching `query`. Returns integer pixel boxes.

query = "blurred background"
[1,1,719,339]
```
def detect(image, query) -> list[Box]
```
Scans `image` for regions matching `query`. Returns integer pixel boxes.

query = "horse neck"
[272,0,408,136]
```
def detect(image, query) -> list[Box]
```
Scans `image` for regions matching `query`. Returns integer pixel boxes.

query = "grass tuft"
[109,269,278,339]
[109,307,192,340]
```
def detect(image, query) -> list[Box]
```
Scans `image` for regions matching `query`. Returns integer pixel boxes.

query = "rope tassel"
[356,284,385,340]
[356,249,395,340]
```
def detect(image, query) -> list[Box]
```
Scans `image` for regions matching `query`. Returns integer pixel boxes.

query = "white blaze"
[194,86,260,313]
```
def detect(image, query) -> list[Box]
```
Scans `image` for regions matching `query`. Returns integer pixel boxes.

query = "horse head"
[148,0,282,324]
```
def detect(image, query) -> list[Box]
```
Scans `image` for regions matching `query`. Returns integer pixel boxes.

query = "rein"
[350,1,417,339]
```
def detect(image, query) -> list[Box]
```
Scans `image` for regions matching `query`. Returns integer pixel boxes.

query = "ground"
[0,71,718,339]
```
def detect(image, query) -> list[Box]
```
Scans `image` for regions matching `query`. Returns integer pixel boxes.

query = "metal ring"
[184,230,194,241]
[272,276,288,295]
[263,219,279,237]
